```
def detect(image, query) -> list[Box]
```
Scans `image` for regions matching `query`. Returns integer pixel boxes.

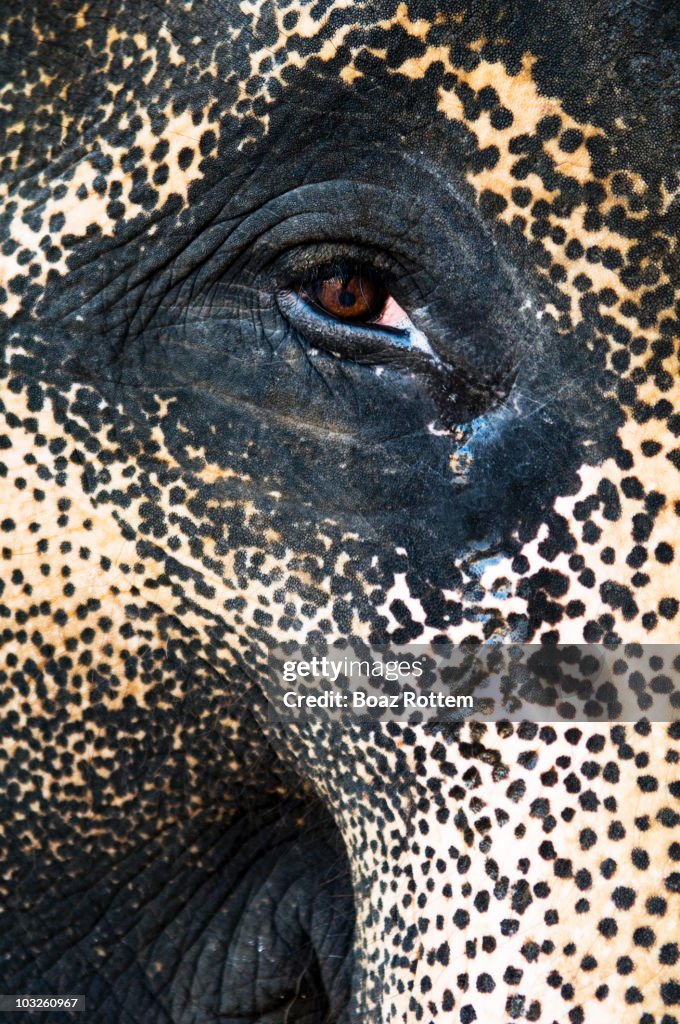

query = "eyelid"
[283,283,438,361]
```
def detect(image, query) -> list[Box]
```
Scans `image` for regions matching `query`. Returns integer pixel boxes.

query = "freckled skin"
[0,1,679,1022]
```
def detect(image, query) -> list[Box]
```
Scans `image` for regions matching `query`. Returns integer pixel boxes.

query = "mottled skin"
[0,1,679,1022]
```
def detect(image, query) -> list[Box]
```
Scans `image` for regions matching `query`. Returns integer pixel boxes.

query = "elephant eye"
[295,270,389,324]
[280,259,436,358]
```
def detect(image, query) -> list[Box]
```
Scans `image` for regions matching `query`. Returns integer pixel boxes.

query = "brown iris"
[300,272,388,323]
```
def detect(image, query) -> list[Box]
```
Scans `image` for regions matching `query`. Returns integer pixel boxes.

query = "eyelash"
[294,262,386,318]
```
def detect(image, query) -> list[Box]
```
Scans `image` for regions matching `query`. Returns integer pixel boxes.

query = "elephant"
[0,0,679,1021]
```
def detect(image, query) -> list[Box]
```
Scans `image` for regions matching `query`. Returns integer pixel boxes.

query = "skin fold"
[0,1,678,1021]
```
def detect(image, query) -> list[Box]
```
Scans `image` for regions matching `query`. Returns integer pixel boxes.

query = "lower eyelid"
[283,286,439,359]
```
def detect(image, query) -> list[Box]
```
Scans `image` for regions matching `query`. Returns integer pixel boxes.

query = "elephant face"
[0,2,678,1022]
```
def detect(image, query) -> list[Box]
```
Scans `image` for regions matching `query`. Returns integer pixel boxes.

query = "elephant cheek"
[323,722,676,1022]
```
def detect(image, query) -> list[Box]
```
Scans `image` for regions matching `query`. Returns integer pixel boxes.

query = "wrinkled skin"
[1,1,679,1022]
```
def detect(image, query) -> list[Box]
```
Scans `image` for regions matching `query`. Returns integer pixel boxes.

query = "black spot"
[617,956,634,975]
[579,828,597,850]
[664,872,680,894]
[659,944,678,966]
[633,927,656,948]
[646,896,667,916]
[661,981,680,1006]
[612,886,635,909]
[632,847,650,869]
[659,598,679,619]
[559,128,583,153]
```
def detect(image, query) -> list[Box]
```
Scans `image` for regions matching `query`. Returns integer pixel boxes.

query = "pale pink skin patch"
[373,294,412,329]
[374,295,437,356]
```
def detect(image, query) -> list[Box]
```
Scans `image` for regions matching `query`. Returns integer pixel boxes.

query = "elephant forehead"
[0,0,674,340]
